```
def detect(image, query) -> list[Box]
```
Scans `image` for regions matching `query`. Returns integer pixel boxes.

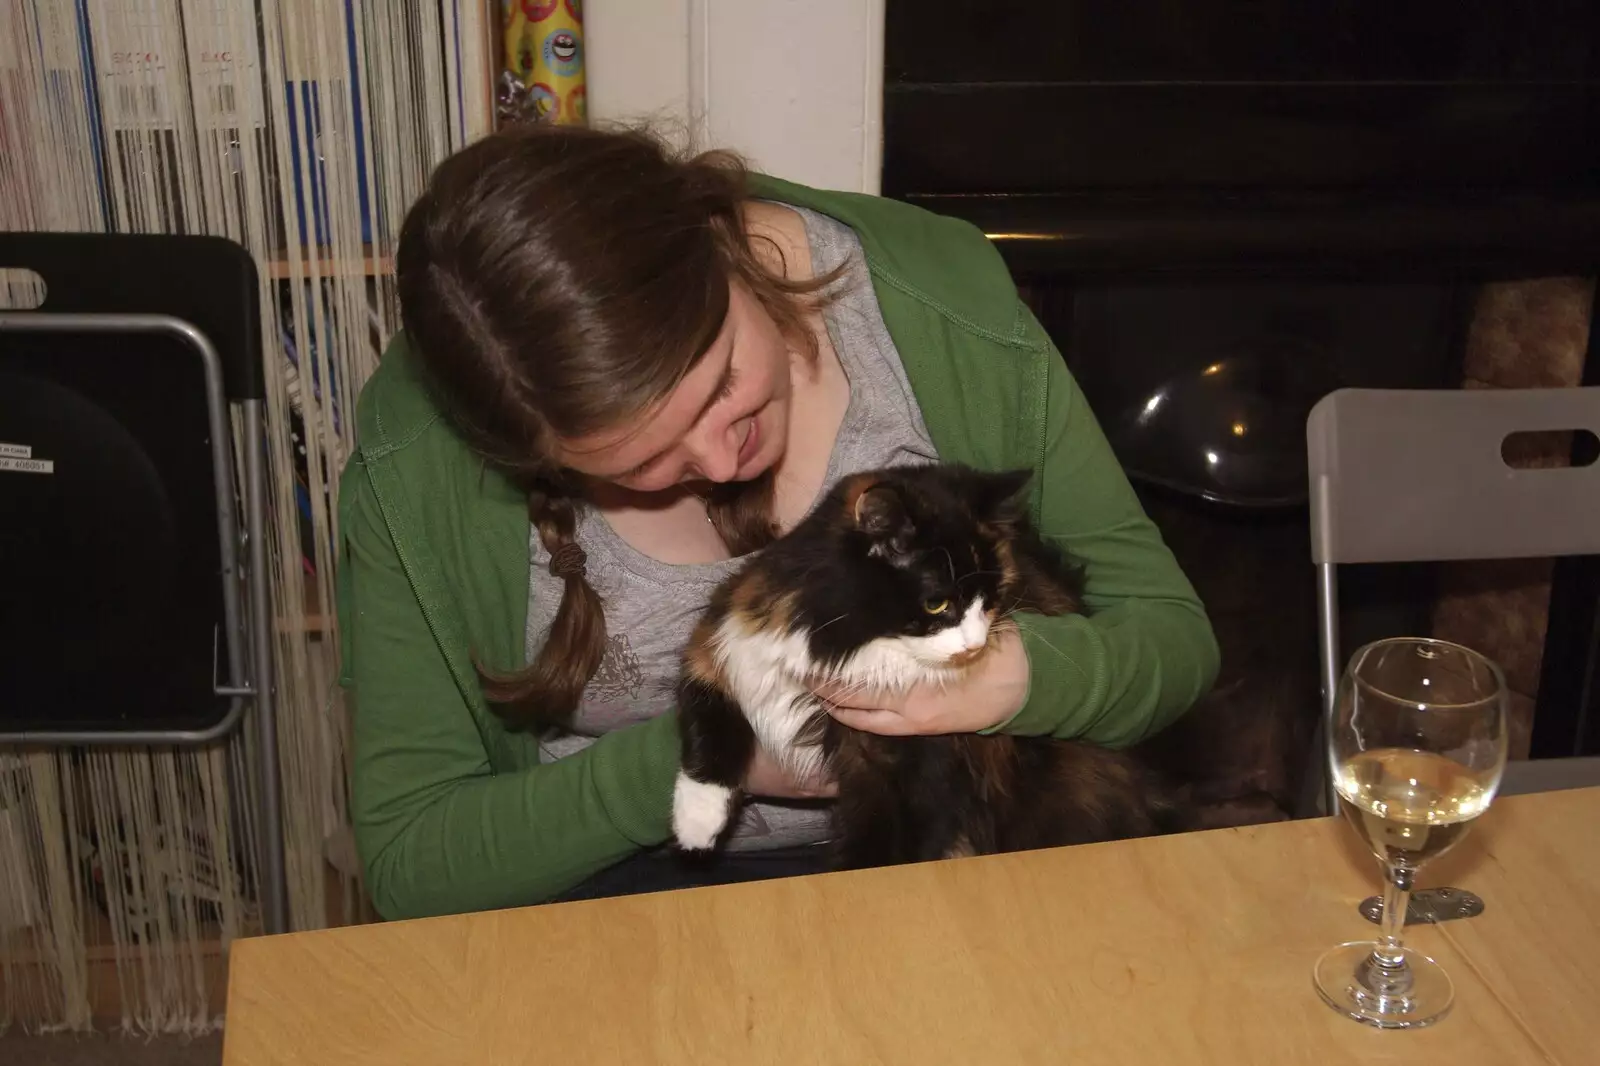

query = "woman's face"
[556,281,792,494]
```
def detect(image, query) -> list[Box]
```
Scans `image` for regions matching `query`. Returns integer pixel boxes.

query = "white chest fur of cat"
[671,598,991,850]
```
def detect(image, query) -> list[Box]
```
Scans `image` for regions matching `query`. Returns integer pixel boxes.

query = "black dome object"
[1106,347,1344,508]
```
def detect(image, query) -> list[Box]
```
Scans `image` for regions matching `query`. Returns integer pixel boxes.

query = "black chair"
[0,233,287,934]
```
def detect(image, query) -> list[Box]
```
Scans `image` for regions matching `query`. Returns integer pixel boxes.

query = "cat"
[670,461,1280,868]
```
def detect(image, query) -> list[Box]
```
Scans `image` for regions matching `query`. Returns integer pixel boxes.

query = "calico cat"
[670,462,1273,867]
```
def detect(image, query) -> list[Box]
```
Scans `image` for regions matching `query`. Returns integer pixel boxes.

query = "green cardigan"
[336,175,1219,920]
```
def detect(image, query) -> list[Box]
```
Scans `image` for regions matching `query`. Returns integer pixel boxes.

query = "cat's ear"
[967,467,1033,521]
[853,482,908,537]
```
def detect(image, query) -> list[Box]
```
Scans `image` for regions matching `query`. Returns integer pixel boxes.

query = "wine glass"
[1313,636,1508,1030]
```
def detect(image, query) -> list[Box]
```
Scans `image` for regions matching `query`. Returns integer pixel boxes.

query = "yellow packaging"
[502,0,586,125]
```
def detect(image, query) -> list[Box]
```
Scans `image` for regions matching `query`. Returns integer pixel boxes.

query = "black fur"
[677,677,758,797]
[674,462,1280,868]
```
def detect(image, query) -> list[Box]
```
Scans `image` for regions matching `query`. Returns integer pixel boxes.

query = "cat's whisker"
[810,612,851,635]
[815,678,879,704]
[996,597,1062,623]
[1020,626,1071,662]
[1001,598,1046,613]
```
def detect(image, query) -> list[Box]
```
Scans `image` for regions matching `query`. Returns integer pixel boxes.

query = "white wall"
[585,0,884,195]
[583,1,694,145]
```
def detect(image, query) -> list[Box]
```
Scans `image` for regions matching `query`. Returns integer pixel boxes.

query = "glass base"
[1314,941,1454,1030]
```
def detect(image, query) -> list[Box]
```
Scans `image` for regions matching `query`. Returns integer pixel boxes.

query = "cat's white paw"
[672,774,735,851]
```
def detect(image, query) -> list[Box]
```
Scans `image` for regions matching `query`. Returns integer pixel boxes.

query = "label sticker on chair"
[0,444,52,474]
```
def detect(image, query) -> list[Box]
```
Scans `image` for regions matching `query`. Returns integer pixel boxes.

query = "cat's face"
[808,465,1033,672]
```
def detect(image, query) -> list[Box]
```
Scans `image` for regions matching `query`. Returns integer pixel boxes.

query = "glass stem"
[1363,863,1416,996]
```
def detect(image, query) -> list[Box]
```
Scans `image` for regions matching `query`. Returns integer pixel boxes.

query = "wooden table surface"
[223,786,1600,1065]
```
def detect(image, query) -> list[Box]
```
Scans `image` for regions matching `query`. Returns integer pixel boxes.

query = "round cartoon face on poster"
[543,27,582,78]
[564,0,582,20]
[566,85,586,124]
[529,83,559,121]
[522,0,558,19]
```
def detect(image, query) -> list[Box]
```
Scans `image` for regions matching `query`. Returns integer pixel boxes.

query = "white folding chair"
[1300,385,1600,817]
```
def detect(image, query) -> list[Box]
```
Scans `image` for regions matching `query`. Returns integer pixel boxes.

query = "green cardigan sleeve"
[997,308,1220,747]
[343,461,680,919]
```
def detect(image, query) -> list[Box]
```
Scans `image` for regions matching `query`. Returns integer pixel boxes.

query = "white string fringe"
[0,0,493,1035]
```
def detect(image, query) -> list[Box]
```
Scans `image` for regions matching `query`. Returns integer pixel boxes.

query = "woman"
[337,123,1219,920]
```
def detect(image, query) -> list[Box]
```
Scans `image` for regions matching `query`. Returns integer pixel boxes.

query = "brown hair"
[395,122,836,731]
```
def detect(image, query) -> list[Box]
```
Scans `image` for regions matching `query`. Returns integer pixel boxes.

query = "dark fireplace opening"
[883,1,1600,805]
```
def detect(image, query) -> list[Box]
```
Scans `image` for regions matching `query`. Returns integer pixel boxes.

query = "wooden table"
[223,786,1600,1065]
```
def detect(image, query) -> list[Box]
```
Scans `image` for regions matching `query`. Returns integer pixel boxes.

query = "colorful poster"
[502,0,585,125]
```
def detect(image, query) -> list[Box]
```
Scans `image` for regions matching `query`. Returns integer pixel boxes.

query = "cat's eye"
[922,597,950,615]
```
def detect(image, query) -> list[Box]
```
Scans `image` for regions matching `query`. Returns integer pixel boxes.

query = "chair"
[0,233,287,934]
[1300,385,1600,818]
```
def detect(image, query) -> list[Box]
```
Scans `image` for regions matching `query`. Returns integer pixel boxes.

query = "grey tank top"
[527,205,939,850]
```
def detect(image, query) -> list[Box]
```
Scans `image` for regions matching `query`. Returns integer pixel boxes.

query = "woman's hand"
[742,746,837,800]
[813,626,1032,736]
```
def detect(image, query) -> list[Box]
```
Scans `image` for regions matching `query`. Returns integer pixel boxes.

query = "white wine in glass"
[1313,637,1508,1030]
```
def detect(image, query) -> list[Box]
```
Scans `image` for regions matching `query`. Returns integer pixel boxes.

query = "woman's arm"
[997,307,1220,746]
[344,468,679,920]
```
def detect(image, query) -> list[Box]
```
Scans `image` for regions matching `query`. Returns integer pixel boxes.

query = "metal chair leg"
[1298,562,1343,819]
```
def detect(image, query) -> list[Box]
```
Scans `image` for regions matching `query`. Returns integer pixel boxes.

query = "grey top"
[527,205,939,850]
